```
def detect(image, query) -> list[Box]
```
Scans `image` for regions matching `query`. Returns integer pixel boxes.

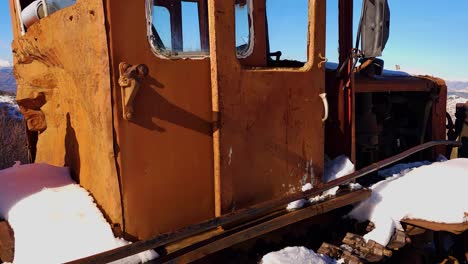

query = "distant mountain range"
[0,65,467,96]
[446,81,468,91]
[0,67,16,95]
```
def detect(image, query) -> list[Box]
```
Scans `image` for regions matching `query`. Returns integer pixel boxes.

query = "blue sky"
[1,1,468,81]
[0,1,13,64]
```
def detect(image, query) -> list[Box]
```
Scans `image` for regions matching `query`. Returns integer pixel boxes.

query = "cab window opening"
[148,0,253,58]
[265,0,309,68]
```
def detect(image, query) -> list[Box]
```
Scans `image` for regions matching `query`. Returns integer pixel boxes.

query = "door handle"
[319,93,328,122]
[118,62,149,120]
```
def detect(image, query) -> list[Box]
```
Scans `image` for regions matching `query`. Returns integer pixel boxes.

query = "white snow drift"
[348,158,468,246]
[0,60,12,68]
[287,155,360,210]
[261,246,338,264]
[0,163,158,264]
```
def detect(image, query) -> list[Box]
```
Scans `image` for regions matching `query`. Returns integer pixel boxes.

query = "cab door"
[208,0,326,214]
[107,0,214,239]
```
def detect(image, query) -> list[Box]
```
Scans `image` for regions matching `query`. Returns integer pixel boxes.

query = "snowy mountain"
[446,81,468,121]
[447,94,468,121]
[0,65,466,118]
[0,60,12,68]
[446,80,468,91]
[0,66,16,94]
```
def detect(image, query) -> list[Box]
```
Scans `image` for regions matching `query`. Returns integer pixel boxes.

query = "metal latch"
[118,62,149,121]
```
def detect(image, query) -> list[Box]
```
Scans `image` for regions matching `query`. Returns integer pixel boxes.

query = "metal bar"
[66,140,461,264]
[338,0,354,160]
[170,1,183,51]
[157,189,371,263]
[338,0,353,66]
[14,0,25,35]
[41,0,48,17]
[198,0,209,51]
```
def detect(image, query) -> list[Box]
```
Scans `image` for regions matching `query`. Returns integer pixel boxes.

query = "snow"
[325,62,411,77]
[447,94,467,121]
[286,183,313,210]
[0,163,158,264]
[0,60,12,68]
[323,155,355,196]
[348,159,468,246]
[0,95,23,121]
[382,69,411,77]
[376,161,431,178]
[261,247,337,264]
[287,156,358,210]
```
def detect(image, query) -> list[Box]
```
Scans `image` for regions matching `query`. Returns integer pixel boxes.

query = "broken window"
[326,0,339,69]
[148,0,209,57]
[235,0,253,58]
[147,0,252,58]
[265,0,309,67]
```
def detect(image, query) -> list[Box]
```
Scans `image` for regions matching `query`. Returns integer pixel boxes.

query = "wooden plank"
[163,189,372,264]
[402,218,468,235]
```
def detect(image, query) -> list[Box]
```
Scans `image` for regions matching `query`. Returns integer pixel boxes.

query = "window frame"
[146,0,255,59]
[146,0,210,59]
[263,0,310,67]
[235,0,254,59]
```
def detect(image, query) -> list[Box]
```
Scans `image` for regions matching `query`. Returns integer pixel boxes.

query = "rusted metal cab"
[9,0,327,240]
[7,0,450,252]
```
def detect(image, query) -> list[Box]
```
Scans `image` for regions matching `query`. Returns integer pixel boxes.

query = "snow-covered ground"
[348,158,468,246]
[0,95,22,121]
[0,95,28,170]
[265,157,468,262]
[447,94,468,121]
[261,247,338,264]
[0,163,158,264]
[287,155,361,210]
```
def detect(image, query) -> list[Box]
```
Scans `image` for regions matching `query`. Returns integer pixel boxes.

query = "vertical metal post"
[41,0,49,17]
[170,1,183,51]
[338,0,355,162]
[14,0,25,35]
[198,0,209,51]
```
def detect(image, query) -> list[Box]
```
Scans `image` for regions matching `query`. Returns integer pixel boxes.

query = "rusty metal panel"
[105,1,215,239]
[10,0,122,228]
[208,0,326,213]
[424,76,449,156]
[354,75,434,93]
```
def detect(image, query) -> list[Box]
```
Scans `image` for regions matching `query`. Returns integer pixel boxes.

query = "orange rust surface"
[209,0,326,213]
[355,75,435,93]
[10,0,123,227]
[105,1,215,239]
[0,220,14,263]
[8,0,450,244]
[417,75,448,156]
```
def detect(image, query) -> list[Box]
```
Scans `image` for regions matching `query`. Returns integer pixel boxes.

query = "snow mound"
[287,156,358,210]
[447,95,467,121]
[0,95,22,121]
[0,163,158,264]
[323,155,355,196]
[377,161,431,178]
[261,246,337,264]
[348,159,468,246]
